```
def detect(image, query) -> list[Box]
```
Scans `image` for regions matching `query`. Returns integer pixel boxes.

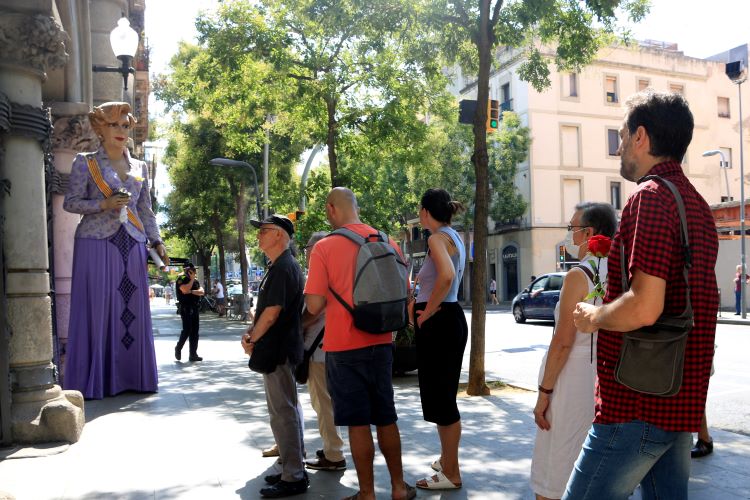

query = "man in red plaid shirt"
[568,90,718,499]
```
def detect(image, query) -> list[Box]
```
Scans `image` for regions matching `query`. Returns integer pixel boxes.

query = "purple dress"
[63,148,162,399]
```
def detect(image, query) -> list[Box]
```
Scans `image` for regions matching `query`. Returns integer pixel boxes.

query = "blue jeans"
[563,420,691,500]
[736,290,742,314]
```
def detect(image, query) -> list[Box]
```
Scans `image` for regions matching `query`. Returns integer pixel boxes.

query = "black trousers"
[177,306,200,356]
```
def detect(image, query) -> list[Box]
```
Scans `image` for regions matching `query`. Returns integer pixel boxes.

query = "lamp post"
[702,150,731,201]
[726,61,747,318]
[210,158,263,305]
[262,115,276,218]
[209,158,262,220]
[92,16,139,92]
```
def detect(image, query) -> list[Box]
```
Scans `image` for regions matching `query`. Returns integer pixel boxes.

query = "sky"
[145,0,750,108]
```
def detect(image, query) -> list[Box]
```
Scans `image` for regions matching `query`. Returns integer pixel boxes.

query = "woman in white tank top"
[530,202,617,500]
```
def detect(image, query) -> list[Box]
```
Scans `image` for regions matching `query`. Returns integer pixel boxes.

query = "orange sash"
[86,156,144,232]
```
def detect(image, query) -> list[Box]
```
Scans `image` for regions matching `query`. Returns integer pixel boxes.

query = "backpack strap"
[325,228,364,314]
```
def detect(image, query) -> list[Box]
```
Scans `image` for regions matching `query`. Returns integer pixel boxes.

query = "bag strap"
[85,155,145,232]
[302,327,324,364]
[620,175,692,319]
[574,263,595,283]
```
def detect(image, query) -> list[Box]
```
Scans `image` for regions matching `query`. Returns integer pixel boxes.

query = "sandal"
[416,471,462,490]
[431,458,442,472]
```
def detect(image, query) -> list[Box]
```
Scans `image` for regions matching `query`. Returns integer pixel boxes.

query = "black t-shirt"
[175,273,201,307]
[255,249,304,365]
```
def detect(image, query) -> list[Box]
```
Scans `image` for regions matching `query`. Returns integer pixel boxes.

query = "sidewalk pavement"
[1,299,748,499]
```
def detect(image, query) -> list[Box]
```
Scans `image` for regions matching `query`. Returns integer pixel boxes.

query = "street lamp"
[726,60,747,318]
[209,158,262,220]
[702,150,732,201]
[92,16,139,92]
[210,158,263,317]
[262,114,276,218]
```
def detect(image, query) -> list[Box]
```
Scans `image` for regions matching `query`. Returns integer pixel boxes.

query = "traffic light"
[286,211,305,222]
[559,244,566,263]
[486,99,499,133]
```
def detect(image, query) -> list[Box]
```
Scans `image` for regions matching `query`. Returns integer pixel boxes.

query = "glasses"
[258,227,279,235]
[106,122,131,130]
[566,225,589,232]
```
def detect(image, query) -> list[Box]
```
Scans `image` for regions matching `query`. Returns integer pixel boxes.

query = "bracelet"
[538,385,554,394]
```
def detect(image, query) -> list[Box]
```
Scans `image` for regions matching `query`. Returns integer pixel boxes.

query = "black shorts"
[415,302,468,425]
[326,344,397,427]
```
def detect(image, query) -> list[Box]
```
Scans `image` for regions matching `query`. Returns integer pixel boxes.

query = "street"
[465,309,750,437]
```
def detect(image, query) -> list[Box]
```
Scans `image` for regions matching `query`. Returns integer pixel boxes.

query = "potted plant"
[392,323,417,375]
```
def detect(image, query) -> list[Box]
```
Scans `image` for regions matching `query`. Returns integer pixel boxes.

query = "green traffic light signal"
[490,119,498,128]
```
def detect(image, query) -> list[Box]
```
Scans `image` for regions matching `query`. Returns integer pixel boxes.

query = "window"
[718,97,730,118]
[531,277,548,293]
[610,181,622,210]
[605,76,618,103]
[720,147,732,169]
[669,83,684,95]
[561,126,580,167]
[607,128,620,156]
[569,74,578,97]
[563,178,582,219]
[501,83,512,111]
[638,78,650,91]
[548,275,564,291]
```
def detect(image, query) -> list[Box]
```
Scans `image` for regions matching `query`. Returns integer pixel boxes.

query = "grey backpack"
[327,227,409,333]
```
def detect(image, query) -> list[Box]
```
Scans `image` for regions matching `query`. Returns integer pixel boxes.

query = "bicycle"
[199,295,217,313]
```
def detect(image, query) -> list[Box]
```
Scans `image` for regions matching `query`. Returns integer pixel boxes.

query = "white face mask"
[564,231,581,260]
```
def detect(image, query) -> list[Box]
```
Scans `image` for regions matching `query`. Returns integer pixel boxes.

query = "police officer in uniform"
[175,262,205,361]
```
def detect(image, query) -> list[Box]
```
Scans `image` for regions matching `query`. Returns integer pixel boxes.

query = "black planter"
[392,344,418,375]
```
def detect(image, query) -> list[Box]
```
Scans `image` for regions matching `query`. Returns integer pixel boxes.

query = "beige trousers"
[308,360,345,462]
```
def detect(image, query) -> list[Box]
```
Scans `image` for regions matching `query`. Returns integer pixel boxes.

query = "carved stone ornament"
[51,114,99,152]
[0,13,69,73]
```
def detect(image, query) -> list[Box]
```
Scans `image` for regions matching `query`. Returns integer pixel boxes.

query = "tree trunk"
[467,0,493,397]
[325,97,339,187]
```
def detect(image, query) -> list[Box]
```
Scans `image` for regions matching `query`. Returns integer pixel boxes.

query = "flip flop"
[431,458,442,472]
[416,471,462,490]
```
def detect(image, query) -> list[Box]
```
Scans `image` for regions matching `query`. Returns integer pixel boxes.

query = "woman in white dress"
[530,202,617,500]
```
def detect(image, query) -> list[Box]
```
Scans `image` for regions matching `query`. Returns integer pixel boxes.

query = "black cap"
[183,262,195,270]
[250,214,294,238]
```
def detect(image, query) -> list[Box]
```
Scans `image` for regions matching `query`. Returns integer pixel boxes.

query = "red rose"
[588,234,612,258]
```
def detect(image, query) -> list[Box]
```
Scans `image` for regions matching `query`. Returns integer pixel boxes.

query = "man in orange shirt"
[305,187,415,500]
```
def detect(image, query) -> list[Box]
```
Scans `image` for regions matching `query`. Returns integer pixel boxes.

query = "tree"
[427,0,649,395]
[199,0,450,188]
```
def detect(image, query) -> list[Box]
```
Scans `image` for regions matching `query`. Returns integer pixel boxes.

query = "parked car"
[511,272,566,323]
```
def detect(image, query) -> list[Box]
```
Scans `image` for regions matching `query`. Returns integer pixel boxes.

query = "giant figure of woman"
[63,101,168,399]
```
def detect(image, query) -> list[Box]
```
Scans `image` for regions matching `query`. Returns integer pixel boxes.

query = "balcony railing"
[500,99,513,112]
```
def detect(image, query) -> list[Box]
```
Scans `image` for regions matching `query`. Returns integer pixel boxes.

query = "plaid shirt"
[596,161,718,432]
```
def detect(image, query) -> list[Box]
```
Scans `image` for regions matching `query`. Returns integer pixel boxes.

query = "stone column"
[49,104,99,381]
[0,11,84,444]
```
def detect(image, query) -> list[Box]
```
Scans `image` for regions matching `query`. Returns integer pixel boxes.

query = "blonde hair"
[88,102,136,136]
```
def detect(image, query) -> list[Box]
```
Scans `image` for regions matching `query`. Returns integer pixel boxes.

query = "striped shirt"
[595,161,718,432]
